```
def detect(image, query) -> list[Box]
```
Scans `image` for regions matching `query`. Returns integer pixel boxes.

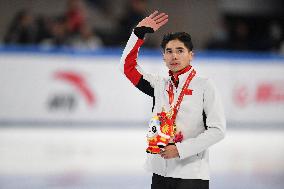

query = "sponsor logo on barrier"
[234,81,284,107]
[48,93,77,111]
[256,82,284,102]
[48,71,95,112]
[234,85,249,107]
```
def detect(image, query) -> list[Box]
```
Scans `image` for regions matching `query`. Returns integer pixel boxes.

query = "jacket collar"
[169,65,192,88]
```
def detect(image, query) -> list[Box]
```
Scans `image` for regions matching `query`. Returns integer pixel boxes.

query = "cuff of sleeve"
[134,26,154,39]
[175,142,186,159]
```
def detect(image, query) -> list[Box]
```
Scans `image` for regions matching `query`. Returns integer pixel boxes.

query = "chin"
[171,68,181,72]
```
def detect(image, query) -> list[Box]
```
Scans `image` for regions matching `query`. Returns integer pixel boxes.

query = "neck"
[169,65,192,88]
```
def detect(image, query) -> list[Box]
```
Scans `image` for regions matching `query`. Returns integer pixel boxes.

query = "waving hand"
[137,11,168,31]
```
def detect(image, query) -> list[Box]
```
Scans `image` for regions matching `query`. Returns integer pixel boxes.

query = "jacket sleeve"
[120,32,159,97]
[176,79,226,159]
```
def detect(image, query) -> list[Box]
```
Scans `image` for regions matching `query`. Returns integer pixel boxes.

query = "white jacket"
[120,33,226,180]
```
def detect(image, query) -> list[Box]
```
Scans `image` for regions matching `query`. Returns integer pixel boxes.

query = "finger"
[155,15,168,24]
[159,150,166,156]
[157,18,168,27]
[160,153,167,159]
[149,10,159,19]
[153,13,167,21]
[163,154,170,159]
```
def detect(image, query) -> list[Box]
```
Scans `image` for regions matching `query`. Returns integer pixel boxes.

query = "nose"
[172,52,178,59]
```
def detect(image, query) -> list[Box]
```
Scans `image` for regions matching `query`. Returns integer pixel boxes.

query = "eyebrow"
[165,47,185,51]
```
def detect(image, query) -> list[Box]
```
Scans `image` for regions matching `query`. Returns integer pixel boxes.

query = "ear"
[189,51,194,61]
[162,52,166,61]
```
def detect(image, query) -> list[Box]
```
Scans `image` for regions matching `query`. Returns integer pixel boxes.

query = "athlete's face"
[163,39,193,73]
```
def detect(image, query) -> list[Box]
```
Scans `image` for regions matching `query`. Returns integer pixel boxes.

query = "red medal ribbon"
[167,65,192,105]
[167,83,174,105]
[169,68,196,122]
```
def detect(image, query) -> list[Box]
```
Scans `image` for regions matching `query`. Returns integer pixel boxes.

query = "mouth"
[170,62,179,66]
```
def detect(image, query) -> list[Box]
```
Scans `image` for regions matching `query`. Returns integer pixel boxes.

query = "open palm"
[137,11,168,31]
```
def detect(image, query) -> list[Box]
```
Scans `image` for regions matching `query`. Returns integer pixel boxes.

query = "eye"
[178,49,184,53]
[152,126,157,133]
[166,50,172,54]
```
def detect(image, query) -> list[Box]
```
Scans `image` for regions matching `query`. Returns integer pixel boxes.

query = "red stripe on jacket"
[124,39,144,86]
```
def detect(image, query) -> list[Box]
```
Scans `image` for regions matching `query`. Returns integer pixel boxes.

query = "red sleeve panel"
[124,38,144,86]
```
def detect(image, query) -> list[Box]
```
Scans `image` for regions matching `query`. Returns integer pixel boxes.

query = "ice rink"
[0,125,283,189]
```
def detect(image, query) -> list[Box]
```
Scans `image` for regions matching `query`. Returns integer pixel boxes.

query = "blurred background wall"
[0,0,283,189]
[0,0,283,51]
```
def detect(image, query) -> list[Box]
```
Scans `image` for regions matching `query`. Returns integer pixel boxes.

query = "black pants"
[151,173,209,189]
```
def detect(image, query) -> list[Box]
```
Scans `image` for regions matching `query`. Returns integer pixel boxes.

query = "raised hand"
[137,11,168,31]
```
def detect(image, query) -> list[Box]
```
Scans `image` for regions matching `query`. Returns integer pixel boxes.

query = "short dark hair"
[161,32,193,52]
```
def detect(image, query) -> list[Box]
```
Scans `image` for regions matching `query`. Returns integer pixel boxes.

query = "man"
[120,11,226,189]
